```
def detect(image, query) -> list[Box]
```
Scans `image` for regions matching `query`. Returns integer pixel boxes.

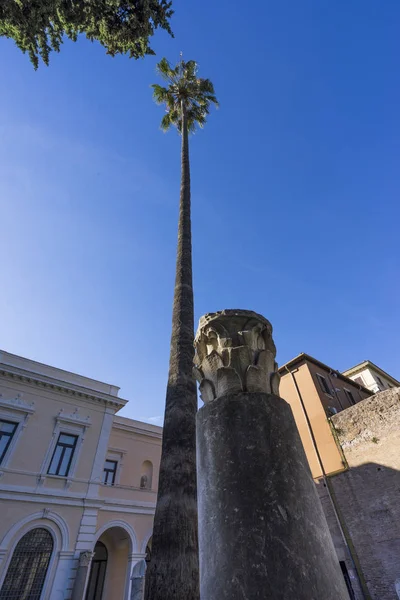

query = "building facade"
[279,353,400,600]
[279,354,373,600]
[342,361,400,394]
[0,350,162,600]
[279,353,372,479]
[330,387,400,600]
[1,346,398,600]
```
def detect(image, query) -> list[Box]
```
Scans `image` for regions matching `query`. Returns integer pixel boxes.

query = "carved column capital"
[79,551,94,568]
[194,309,280,403]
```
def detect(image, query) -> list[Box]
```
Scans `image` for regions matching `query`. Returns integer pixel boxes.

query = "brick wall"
[330,388,400,600]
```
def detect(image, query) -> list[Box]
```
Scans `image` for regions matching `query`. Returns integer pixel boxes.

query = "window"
[0,528,53,600]
[316,374,332,395]
[0,420,17,465]
[344,389,356,406]
[376,376,385,387]
[47,433,78,477]
[354,376,364,386]
[103,460,117,485]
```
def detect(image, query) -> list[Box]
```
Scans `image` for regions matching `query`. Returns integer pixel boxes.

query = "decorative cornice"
[0,366,126,409]
[194,309,280,403]
[56,408,91,427]
[0,393,35,414]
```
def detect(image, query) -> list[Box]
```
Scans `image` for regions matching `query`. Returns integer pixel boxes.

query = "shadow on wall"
[140,461,153,489]
[329,462,400,600]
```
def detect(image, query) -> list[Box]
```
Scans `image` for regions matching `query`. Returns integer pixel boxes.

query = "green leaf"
[152,57,218,135]
[0,0,174,69]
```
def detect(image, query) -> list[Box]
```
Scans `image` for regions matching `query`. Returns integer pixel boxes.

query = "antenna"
[179,50,184,77]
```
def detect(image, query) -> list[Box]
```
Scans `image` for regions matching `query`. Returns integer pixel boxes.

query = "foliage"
[0,0,173,69]
[152,57,218,133]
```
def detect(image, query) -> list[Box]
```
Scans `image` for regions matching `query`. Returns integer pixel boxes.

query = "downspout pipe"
[285,365,371,600]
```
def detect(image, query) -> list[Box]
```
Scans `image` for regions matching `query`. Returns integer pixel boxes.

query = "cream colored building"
[0,350,162,600]
[342,360,400,394]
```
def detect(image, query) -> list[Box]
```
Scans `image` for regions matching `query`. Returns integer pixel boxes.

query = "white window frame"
[103,447,126,486]
[0,394,35,469]
[39,409,91,486]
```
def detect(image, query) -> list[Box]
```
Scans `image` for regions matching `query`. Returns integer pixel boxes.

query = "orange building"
[279,353,374,600]
[279,353,372,479]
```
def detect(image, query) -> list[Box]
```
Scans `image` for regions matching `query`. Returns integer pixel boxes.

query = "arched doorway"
[85,541,108,600]
[0,528,53,599]
[88,525,134,600]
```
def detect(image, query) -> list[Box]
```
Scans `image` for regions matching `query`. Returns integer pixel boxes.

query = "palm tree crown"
[152,57,219,133]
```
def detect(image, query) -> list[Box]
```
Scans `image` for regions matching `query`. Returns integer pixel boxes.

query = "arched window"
[140,461,153,489]
[0,528,53,600]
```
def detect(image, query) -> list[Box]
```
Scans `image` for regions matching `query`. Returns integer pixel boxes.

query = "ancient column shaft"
[194,310,349,600]
[70,551,94,600]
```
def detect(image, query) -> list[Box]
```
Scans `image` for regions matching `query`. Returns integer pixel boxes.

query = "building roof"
[113,415,162,438]
[278,352,372,395]
[342,360,400,386]
[0,349,127,409]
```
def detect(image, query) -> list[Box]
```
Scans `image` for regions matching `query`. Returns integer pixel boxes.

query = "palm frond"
[160,113,172,132]
[156,57,177,83]
[152,56,218,134]
[152,84,171,105]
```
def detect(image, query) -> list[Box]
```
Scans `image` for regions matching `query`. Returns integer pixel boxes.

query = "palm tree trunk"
[144,104,199,600]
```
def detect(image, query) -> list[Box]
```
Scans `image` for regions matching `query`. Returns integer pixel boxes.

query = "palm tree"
[145,57,218,600]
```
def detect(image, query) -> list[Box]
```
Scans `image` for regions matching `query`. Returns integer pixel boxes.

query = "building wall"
[279,363,348,478]
[109,416,162,491]
[279,359,371,479]
[279,357,374,600]
[0,377,106,493]
[331,388,400,600]
[347,368,396,394]
[0,351,162,600]
[306,361,370,413]
[315,479,365,600]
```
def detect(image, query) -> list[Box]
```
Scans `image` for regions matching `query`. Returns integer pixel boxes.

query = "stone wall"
[330,388,400,600]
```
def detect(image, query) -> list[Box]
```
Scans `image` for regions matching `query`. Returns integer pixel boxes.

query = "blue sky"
[1,0,399,423]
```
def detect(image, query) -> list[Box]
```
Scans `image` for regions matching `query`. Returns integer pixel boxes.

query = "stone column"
[70,551,93,600]
[194,309,349,600]
[130,559,147,600]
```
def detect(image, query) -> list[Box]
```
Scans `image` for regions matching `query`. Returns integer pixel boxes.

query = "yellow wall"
[279,363,346,478]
